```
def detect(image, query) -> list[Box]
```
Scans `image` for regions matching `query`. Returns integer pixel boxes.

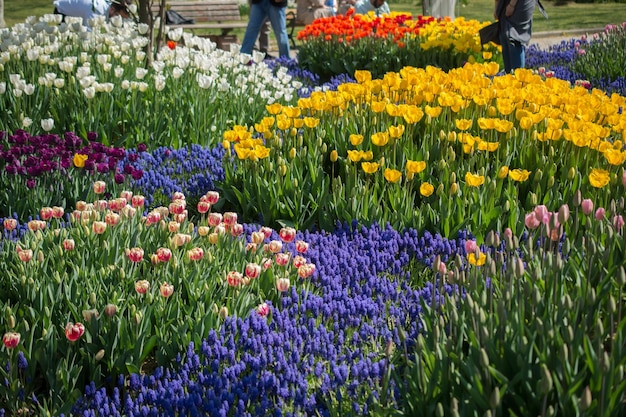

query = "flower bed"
[0,13,625,417]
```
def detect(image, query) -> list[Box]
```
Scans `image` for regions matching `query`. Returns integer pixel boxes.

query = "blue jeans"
[499,29,525,73]
[241,0,290,58]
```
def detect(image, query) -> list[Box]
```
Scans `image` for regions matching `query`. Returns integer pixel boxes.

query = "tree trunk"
[0,0,6,29]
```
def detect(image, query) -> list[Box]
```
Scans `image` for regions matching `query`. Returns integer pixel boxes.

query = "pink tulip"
[197,201,210,214]
[2,332,20,349]
[622,171,626,188]
[160,282,174,298]
[18,248,33,263]
[156,247,172,262]
[174,212,187,224]
[105,212,121,226]
[245,263,262,279]
[40,206,53,220]
[256,302,270,317]
[93,181,106,194]
[276,277,291,292]
[171,191,185,201]
[28,220,46,231]
[126,247,144,263]
[197,226,210,236]
[3,218,17,231]
[293,255,306,269]
[145,211,161,225]
[131,195,145,208]
[207,213,222,227]
[534,205,549,224]
[169,200,186,215]
[204,191,220,205]
[230,223,244,237]
[275,252,291,266]
[172,233,192,247]
[63,239,75,251]
[260,226,273,239]
[94,200,108,211]
[268,240,283,253]
[223,212,238,226]
[168,221,180,233]
[595,207,606,221]
[465,239,477,254]
[279,227,297,243]
[297,263,316,279]
[76,201,87,210]
[187,247,204,261]
[295,240,309,253]
[52,206,64,219]
[65,322,85,342]
[581,199,594,215]
[135,280,150,294]
[246,242,258,252]
[226,271,243,287]
[262,258,272,269]
[120,190,133,202]
[525,212,541,229]
[92,221,107,234]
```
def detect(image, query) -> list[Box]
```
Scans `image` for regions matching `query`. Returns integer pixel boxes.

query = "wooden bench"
[286,9,306,49]
[151,0,248,48]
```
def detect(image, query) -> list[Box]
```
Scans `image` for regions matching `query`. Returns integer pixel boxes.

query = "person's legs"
[241,2,268,55]
[499,29,512,73]
[508,41,525,70]
[267,4,290,58]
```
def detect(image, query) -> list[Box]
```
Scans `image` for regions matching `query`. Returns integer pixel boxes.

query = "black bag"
[269,0,288,7]
[165,9,195,25]
[479,21,501,45]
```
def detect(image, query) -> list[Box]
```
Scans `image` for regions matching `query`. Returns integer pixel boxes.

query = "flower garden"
[1,11,626,417]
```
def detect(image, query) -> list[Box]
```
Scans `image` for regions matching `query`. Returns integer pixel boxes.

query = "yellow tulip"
[330,150,338,162]
[371,132,390,147]
[73,153,88,168]
[420,182,434,197]
[406,160,426,174]
[498,166,509,179]
[303,117,320,128]
[468,251,486,266]
[454,118,473,131]
[465,172,485,187]
[588,168,610,188]
[354,70,372,84]
[347,150,362,163]
[508,168,531,182]
[266,103,282,115]
[387,125,405,138]
[349,134,364,146]
[361,162,379,174]
[384,168,402,184]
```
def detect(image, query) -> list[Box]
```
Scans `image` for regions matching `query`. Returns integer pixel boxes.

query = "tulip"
[169,200,186,215]
[168,221,180,233]
[268,240,283,253]
[245,263,262,279]
[82,309,99,322]
[275,252,291,266]
[613,215,624,231]
[205,191,219,205]
[52,206,64,219]
[197,201,210,214]
[207,213,223,227]
[131,195,145,208]
[65,322,85,342]
[18,249,33,263]
[160,282,174,298]
[40,206,53,220]
[187,247,204,261]
[595,207,606,221]
[558,204,570,224]
[2,332,20,349]
[581,199,594,215]
[260,226,273,239]
[297,263,316,279]
[92,221,107,234]
[28,220,46,231]
[105,212,121,226]
[156,247,172,262]
[104,304,117,317]
[126,247,144,263]
[145,211,161,226]
[172,233,192,247]
[464,239,478,254]
[525,212,540,229]
[295,240,309,253]
[230,223,244,237]
[293,255,306,269]
[63,239,75,251]
[223,212,238,226]
[135,280,150,294]
[93,181,106,194]
[226,271,243,287]
[3,218,17,231]
[251,231,265,245]
[256,302,270,317]
[276,277,291,292]
[172,191,185,201]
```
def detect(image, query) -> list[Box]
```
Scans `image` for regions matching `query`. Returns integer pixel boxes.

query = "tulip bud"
[534,169,543,183]
[8,315,15,329]
[580,386,592,411]
[489,387,501,409]
[89,292,97,306]
[449,182,458,195]
[539,364,553,394]
[95,349,105,361]
[219,306,229,319]
[479,348,489,368]
[436,183,444,196]
[530,192,537,206]
[330,150,338,162]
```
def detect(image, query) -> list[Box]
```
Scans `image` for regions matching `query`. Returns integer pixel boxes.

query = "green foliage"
[572,24,626,84]
[390,206,626,416]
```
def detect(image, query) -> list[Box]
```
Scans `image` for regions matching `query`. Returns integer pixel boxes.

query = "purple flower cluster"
[266,58,356,98]
[69,222,464,416]
[118,145,225,208]
[526,38,626,96]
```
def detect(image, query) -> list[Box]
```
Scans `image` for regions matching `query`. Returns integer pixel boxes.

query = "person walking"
[495,0,547,72]
[241,0,291,59]
[296,0,335,25]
